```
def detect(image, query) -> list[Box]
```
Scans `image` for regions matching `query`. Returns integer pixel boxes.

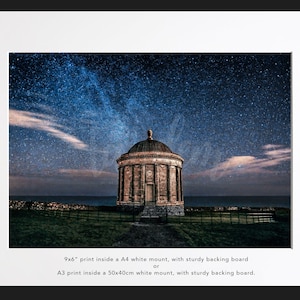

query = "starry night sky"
[9,53,291,196]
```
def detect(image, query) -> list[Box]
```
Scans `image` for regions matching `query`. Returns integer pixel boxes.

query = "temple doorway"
[145,184,155,205]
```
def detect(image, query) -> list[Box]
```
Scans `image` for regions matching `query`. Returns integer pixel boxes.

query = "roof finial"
[147,129,153,140]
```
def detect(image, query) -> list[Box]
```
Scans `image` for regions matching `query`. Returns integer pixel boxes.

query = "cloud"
[262,144,283,150]
[9,175,117,196]
[187,144,291,181]
[9,109,88,150]
[58,169,117,178]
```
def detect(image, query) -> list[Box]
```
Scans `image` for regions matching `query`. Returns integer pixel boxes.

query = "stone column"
[155,164,159,204]
[167,164,171,202]
[118,166,123,202]
[123,165,132,203]
[141,165,145,205]
[180,168,183,202]
[176,167,181,202]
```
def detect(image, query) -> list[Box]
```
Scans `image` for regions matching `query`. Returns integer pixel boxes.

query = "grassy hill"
[9,208,290,248]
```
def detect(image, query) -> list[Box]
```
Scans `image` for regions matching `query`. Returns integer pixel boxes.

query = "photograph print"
[9,52,291,248]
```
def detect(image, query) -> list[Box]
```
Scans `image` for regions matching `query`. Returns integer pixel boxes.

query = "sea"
[9,195,291,208]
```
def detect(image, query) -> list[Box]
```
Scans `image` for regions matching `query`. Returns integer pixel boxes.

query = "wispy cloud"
[188,144,291,181]
[262,144,283,150]
[9,109,88,150]
[9,174,117,196]
[58,169,117,178]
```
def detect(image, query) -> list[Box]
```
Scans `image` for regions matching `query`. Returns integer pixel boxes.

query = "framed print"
[1,11,299,286]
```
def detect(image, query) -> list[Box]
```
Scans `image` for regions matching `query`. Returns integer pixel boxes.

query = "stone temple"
[116,129,184,217]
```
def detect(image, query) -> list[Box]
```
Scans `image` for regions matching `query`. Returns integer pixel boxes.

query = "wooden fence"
[9,206,276,225]
[167,210,275,224]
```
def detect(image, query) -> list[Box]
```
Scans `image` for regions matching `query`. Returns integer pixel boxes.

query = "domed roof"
[128,129,173,154]
[128,139,172,153]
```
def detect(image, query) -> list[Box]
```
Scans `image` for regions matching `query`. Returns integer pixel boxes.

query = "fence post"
[165,206,168,224]
[132,204,135,222]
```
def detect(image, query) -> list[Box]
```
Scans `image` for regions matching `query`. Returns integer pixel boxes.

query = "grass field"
[9,208,291,248]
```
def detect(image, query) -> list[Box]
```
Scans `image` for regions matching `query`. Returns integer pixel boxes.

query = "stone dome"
[128,139,172,153]
[127,129,172,154]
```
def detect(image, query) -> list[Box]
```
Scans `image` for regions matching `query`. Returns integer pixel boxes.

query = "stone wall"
[117,154,184,206]
[116,203,184,216]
